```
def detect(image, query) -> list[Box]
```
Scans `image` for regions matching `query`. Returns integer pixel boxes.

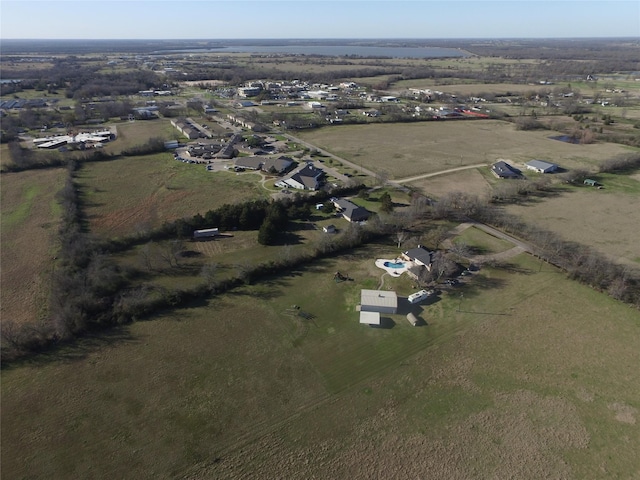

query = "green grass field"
[0,168,66,325]
[77,153,267,237]
[454,226,514,255]
[297,120,631,179]
[3,242,639,478]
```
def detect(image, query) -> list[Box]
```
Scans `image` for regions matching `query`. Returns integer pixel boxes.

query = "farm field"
[391,81,546,96]
[106,119,181,155]
[77,153,267,237]
[506,177,640,265]
[297,120,631,179]
[408,167,492,199]
[0,168,66,325]
[3,246,640,479]
[454,225,514,255]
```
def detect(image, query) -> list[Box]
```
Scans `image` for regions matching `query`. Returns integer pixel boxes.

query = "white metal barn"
[360,289,398,314]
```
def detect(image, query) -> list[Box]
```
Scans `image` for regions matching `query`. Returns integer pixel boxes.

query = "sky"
[0,0,638,40]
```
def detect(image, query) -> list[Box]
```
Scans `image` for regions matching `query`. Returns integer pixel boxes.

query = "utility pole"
[457,293,463,312]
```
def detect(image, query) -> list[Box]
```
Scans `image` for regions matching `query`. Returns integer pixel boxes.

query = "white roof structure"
[359,311,381,325]
[360,289,398,314]
[525,160,558,173]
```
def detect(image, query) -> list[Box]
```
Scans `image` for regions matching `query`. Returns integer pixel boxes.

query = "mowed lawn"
[297,120,631,179]
[0,168,66,325]
[3,245,640,479]
[77,154,267,237]
[506,176,640,265]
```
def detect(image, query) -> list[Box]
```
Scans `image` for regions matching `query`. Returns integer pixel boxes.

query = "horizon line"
[2,36,638,41]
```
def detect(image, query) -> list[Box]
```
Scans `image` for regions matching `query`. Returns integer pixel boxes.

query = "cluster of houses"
[226,113,266,132]
[170,118,207,140]
[184,134,241,162]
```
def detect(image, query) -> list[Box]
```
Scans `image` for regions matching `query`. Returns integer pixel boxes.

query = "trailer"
[408,289,430,304]
[193,228,219,239]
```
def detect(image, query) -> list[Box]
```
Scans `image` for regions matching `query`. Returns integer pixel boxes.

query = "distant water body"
[162,45,470,58]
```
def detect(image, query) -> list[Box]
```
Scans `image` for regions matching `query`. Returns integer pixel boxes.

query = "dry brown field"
[3,251,639,479]
[298,120,630,179]
[1,168,66,325]
[77,154,267,238]
[106,119,180,155]
[408,167,493,199]
[507,177,640,265]
[391,81,546,96]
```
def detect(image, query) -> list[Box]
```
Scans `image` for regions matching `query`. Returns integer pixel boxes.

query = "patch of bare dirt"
[608,402,638,424]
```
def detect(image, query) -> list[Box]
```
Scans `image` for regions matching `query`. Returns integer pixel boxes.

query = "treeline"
[101,184,365,253]
[0,176,371,362]
[1,162,129,361]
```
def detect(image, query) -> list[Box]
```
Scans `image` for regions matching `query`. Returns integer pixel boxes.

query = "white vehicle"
[408,290,430,304]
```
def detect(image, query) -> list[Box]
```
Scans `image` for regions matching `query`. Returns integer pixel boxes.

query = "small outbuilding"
[406,312,419,326]
[584,178,599,186]
[359,311,381,326]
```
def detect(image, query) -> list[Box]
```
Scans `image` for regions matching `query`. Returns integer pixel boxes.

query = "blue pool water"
[384,261,405,269]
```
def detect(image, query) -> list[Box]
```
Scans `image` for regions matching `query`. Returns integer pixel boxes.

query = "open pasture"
[298,120,630,179]
[1,168,66,325]
[507,178,640,265]
[107,119,180,155]
[3,246,640,479]
[77,153,266,237]
[408,167,492,199]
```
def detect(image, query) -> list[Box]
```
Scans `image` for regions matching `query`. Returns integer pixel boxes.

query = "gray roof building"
[360,289,398,314]
[525,160,558,173]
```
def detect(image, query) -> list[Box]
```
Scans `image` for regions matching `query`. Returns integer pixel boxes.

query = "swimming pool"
[383,261,406,269]
[375,258,411,277]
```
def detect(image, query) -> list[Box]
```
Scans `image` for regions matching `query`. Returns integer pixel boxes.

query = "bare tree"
[450,240,471,259]
[200,262,218,289]
[160,239,184,268]
[395,230,409,249]
[139,242,155,271]
[424,226,449,250]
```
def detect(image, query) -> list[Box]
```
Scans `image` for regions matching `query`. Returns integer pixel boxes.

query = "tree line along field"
[2,245,639,479]
[0,167,66,326]
[296,120,632,180]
